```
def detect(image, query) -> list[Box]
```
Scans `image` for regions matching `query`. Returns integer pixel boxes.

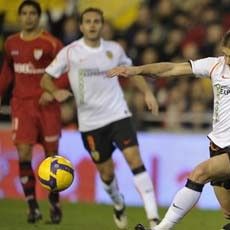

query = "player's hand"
[144,91,159,115]
[39,92,54,105]
[107,66,139,78]
[53,89,73,103]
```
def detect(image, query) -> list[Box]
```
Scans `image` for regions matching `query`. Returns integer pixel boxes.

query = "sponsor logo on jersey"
[33,49,43,60]
[14,62,45,74]
[214,84,230,95]
[79,68,107,77]
[106,50,113,59]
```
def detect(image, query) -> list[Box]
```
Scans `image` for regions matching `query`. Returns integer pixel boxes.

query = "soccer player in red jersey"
[0,0,69,224]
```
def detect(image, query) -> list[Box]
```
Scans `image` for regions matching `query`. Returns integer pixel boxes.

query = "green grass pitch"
[0,199,226,230]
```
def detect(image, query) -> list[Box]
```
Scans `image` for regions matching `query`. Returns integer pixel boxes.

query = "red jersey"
[0,30,69,99]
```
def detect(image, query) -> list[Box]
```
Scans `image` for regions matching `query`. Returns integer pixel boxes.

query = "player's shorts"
[81,117,138,163]
[11,97,61,149]
[209,141,230,189]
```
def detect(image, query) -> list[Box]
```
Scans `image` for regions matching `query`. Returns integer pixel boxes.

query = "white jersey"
[46,38,132,132]
[190,56,230,148]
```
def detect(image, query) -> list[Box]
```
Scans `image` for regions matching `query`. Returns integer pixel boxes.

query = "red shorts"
[11,97,61,148]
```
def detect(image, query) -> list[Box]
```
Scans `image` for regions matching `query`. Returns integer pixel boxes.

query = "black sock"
[49,192,59,207]
[19,161,39,210]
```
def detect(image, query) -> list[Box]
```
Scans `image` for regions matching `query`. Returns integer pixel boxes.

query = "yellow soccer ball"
[38,155,74,192]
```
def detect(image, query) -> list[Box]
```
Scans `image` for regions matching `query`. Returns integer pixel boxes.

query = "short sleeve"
[45,46,69,78]
[117,44,132,66]
[190,57,219,78]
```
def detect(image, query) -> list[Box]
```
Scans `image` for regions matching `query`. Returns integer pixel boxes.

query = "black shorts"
[209,141,230,189]
[81,117,138,163]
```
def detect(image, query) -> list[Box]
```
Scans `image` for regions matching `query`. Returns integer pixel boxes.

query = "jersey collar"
[80,38,104,52]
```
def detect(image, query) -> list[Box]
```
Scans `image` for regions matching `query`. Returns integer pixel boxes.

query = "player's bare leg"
[214,186,230,230]
[17,144,42,223]
[96,158,128,229]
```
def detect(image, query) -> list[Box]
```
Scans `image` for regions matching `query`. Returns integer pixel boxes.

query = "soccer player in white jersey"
[108,30,230,230]
[40,7,160,229]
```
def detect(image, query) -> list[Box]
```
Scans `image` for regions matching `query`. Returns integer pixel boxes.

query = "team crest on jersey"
[106,50,113,59]
[33,49,43,60]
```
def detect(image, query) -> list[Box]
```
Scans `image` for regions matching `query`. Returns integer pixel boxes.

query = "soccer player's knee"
[126,153,142,169]
[98,166,114,181]
[123,146,142,168]
[189,164,209,183]
[16,145,32,161]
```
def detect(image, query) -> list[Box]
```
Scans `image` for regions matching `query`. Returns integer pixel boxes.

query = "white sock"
[133,171,159,220]
[155,187,201,229]
[101,177,124,210]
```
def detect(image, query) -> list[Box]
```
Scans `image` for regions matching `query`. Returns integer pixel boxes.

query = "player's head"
[222,30,230,65]
[80,7,104,42]
[18,0,42,32]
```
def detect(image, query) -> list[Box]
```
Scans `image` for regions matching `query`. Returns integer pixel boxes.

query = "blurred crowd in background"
[0,0,230,131]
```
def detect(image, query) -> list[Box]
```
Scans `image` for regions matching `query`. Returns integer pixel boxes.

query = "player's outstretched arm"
[40,73,72,103]
[107,62,193,78]
[107,66,141,77]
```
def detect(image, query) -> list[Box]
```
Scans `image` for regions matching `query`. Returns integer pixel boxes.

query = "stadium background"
[0,0,230,222]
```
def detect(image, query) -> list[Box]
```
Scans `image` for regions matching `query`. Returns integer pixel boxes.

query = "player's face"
[222,47,230,66]
[80,12,103,41]
[19,5,40,32]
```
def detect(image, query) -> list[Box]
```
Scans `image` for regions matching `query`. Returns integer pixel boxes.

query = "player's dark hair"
[80,7,104,24]
[18,0,42,17]
[222,30,230,48]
